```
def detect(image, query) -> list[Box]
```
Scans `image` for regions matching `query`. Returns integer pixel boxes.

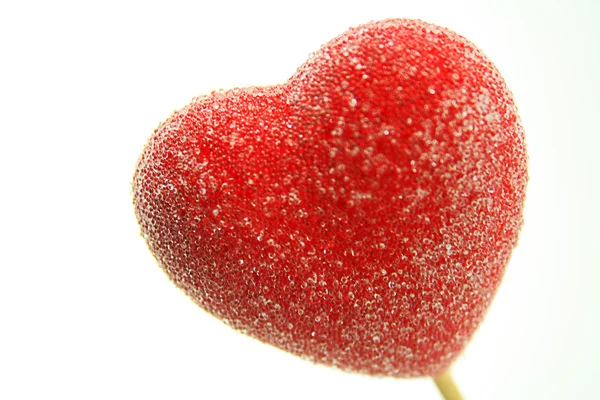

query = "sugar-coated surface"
[133,19,527,377]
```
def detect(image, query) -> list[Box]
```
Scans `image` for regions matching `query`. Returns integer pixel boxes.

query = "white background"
[1,1,598,399]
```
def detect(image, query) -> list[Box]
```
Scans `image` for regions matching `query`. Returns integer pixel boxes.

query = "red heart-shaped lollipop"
[133,18,527,378]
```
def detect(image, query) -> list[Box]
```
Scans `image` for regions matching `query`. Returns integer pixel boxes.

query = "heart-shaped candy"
[133,18,527,377]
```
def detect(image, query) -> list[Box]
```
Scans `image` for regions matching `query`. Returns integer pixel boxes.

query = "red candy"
[133,19,527,377]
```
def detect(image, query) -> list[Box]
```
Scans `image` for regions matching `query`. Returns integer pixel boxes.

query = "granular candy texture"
[133,18,528,377]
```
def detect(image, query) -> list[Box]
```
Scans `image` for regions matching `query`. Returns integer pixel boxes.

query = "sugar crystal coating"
[133,19,527,377]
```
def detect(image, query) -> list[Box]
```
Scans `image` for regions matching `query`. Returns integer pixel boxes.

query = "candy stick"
[434,370,463,400]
